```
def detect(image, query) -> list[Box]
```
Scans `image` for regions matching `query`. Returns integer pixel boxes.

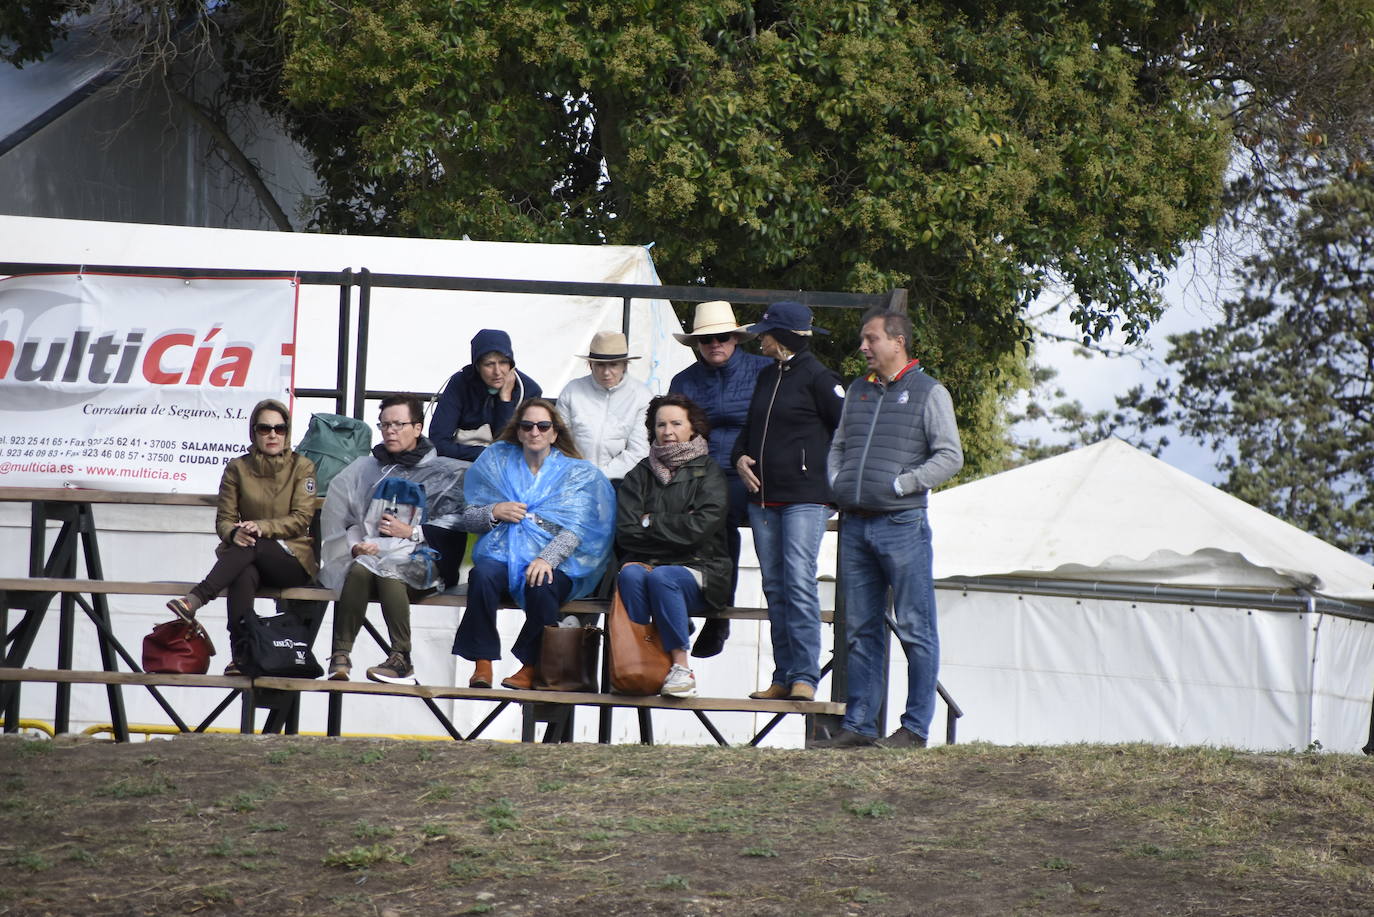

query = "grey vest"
[831,369,940,511]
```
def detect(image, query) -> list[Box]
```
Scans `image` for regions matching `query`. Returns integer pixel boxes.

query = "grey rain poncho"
[318,449,469,593]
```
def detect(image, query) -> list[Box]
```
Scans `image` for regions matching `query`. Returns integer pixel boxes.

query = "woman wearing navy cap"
[731,302,845,702]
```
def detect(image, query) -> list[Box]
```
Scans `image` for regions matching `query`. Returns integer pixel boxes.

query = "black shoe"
[877,726,928,748]
[690,618,730,658]
[815,728,878,749]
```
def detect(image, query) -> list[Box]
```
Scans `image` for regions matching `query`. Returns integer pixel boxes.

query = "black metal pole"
[352,268,371,420]
[335,267,353,415]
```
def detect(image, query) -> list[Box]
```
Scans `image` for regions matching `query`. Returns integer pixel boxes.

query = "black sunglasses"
[517,420,554,432]
[698,333,734,344]
[254,423,288,435]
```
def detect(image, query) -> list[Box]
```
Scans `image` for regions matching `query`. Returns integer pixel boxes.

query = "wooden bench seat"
[0,667,843,716]
[0,577,834,622]
[1,577,847,745]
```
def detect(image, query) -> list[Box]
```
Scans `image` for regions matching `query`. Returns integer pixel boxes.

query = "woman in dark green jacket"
[615,394,730,699]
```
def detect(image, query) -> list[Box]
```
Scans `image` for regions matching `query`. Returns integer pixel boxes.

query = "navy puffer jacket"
[668,348,770,477]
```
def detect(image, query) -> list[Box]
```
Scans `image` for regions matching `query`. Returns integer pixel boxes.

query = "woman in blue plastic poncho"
[452,398,615,689]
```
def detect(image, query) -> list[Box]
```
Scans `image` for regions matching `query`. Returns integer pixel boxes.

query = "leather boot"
[691,618,730,658]
[749,683,789,700]
[469,659,493,688]
[501,664,536,690]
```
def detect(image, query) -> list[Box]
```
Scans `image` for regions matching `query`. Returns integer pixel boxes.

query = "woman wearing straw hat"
[731,301,844,702]
[667,301,771,658]
[556,330,654,485]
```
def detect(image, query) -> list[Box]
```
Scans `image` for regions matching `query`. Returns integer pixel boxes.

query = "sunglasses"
[698,333,734,345]
[254,423,288,435]
[517,420,554,432]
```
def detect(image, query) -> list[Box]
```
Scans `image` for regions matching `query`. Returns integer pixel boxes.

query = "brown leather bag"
[535,624,602,692]
[607,564,672,695]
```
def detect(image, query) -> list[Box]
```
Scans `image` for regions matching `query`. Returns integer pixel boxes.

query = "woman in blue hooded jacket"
[431,329,543,462]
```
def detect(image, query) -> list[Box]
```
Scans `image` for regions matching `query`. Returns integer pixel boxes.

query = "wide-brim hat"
[575,330,641,362]
[672,300,755,344]
[744,300,829,337]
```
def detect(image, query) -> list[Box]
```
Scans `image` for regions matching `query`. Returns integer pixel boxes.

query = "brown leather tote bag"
[607,563,672,695]
[535,625,602,692]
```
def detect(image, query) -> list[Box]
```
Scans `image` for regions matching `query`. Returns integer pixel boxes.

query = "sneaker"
[366,651,416,684]
[660,664,698,698]
[877,726,928,749]
[327,651,351,681]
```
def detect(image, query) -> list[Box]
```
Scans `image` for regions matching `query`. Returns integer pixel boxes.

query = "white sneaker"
[661,664,698,698]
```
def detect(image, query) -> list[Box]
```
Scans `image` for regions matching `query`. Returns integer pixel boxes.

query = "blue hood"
[470,328,515,365]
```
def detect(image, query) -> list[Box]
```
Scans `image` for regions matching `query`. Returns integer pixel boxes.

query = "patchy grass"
[1,736,1372,915]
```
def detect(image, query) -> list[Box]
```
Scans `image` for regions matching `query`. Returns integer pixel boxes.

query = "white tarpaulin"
[926,438,1374,752]
[932,437,1374,601]
[0,272,297,491]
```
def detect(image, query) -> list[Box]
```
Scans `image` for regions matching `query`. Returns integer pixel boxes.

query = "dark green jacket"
[615,453,731,613]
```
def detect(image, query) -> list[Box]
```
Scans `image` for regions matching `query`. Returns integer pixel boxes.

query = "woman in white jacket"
[556,331,653,486]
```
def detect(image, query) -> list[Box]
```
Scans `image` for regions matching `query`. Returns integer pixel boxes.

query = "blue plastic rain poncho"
[465,441,615,605]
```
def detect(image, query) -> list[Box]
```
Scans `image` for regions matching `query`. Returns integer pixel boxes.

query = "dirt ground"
[2,734,1372,916]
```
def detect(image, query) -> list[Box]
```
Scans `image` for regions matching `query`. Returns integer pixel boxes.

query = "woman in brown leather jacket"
[167,399,318,674]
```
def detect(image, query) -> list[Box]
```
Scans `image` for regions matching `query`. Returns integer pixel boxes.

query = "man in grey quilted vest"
[824,308,963,748]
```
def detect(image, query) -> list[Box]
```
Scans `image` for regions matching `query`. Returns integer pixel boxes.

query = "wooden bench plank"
[0,578,832,621]
[0,667,248,689]
[0,667,845,716]
[0,487,217,506]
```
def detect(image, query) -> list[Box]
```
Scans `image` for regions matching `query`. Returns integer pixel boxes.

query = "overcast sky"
[1016,240,1243,484]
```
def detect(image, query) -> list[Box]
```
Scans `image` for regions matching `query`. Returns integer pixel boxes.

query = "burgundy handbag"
[142,619,216,674]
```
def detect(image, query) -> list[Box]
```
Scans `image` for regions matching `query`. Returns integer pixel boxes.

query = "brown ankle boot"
[469,659,493,688]
[501,664,536,690]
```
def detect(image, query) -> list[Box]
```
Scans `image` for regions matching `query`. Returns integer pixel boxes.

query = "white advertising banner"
[0,272,298,493]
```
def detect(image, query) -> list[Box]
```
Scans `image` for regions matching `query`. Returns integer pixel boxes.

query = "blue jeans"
[452,557,573,664]
[840,508,939,739]
[616,564,702,653]
[748,502,828,689]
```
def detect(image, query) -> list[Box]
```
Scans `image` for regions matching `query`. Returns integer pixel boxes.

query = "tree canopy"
[20,1,1370,488]
[275,0,1228,476]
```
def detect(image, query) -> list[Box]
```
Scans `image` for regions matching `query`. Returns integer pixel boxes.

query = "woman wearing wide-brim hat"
[556,330,654,485]
[668,301,772,658]
[730,301,844,702]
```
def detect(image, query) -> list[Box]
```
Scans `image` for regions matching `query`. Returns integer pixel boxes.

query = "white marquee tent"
[928,438,1374,753]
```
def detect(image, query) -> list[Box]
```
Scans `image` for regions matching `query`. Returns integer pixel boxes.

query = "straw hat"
[575,330,640,362]
[672,300,755,344]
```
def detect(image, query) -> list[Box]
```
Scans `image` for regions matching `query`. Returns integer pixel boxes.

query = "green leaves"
[274,0,1227,476]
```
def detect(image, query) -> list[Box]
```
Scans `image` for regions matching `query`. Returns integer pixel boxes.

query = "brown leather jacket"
[215,450,319,577]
